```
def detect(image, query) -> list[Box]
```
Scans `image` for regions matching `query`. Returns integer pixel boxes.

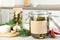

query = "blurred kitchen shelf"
[1,5,60,10]
[0,7,13,9]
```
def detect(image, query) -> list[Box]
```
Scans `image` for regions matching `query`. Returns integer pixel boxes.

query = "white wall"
[1,0,15,7]
[0,9,13,24]
[15,0,24,6]
[39,0,60,5]
[0,0,1,7]
[1,0,60,7]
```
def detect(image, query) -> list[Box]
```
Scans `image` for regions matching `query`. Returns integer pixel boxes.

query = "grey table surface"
[0,36,60,40]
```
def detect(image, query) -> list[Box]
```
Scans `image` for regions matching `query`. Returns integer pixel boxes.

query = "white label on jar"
[31,21,47,34]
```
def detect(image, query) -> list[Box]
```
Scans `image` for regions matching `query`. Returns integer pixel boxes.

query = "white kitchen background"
[0,0,60,31]
[0,9,60,31]
[0,0,60,7]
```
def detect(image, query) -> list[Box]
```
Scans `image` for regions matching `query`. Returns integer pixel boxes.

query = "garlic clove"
[13,26,17,31]
[13,26,21,31]
[17,26,21,31]
[0,25,11,33]
[13,23,21,31]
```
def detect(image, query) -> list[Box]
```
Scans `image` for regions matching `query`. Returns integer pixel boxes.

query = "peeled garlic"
[13,23,21,31]
[0,25,11,33]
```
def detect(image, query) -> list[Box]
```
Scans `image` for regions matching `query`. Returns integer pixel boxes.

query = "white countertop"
[0,36,60,40]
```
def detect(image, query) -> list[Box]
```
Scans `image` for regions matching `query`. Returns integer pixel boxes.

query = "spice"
[24,0,30,7]
[49,29,60,38]
[51,29,55,38]
[13,8,23,24]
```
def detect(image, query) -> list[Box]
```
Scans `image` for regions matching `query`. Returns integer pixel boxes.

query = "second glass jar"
[30,11,49,39]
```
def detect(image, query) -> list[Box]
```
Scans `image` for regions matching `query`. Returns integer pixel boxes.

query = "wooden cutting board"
[0,31,19,37]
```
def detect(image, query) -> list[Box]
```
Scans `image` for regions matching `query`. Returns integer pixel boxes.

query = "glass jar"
[24,0,31,7]
[30,11,49,39]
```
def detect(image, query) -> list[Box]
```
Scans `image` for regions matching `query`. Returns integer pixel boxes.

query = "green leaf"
[19,29,30,37]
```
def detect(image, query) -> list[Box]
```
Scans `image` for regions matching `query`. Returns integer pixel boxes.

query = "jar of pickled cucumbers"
[30,11,49,39]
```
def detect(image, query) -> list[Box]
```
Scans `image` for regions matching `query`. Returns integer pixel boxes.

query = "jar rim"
[31,12,48,15]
